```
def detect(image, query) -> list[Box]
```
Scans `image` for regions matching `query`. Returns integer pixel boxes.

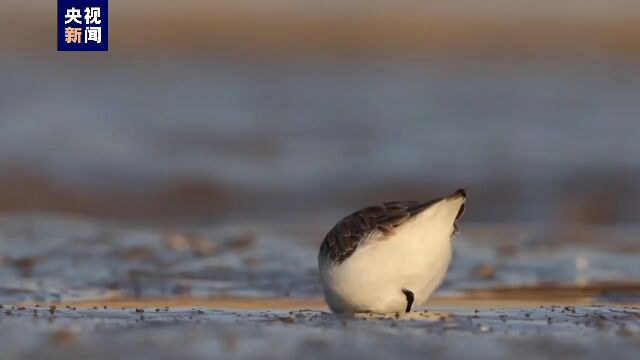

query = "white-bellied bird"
[318,189,466,313]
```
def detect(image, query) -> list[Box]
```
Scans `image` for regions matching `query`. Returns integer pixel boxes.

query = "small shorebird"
[318,189,466,313]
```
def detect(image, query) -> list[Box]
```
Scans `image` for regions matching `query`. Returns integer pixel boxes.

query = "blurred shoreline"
[2,2,640,224]
[2,58,640,224]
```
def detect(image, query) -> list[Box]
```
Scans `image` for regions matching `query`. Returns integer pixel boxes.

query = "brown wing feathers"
[321,201,427,264]
[319,189,466,264]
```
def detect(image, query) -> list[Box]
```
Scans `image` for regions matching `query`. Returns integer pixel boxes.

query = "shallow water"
[1,215,640,304]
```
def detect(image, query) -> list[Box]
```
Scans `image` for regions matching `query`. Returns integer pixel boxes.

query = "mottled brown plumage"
[320,189,465,264]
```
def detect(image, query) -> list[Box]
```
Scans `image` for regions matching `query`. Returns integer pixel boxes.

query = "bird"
[318,189,466,314]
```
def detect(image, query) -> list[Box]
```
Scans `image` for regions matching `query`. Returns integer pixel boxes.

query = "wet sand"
[2,216,640,359]
[6,291,637,358]
[2,297,639,359]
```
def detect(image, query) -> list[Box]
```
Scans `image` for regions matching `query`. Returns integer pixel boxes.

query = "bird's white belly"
[320,212,453,313]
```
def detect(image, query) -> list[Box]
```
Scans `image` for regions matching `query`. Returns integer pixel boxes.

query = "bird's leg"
[402,289,414,313]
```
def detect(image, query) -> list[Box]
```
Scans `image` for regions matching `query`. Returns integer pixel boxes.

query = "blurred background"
[1,0,640,304]
[2,0,640,225]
